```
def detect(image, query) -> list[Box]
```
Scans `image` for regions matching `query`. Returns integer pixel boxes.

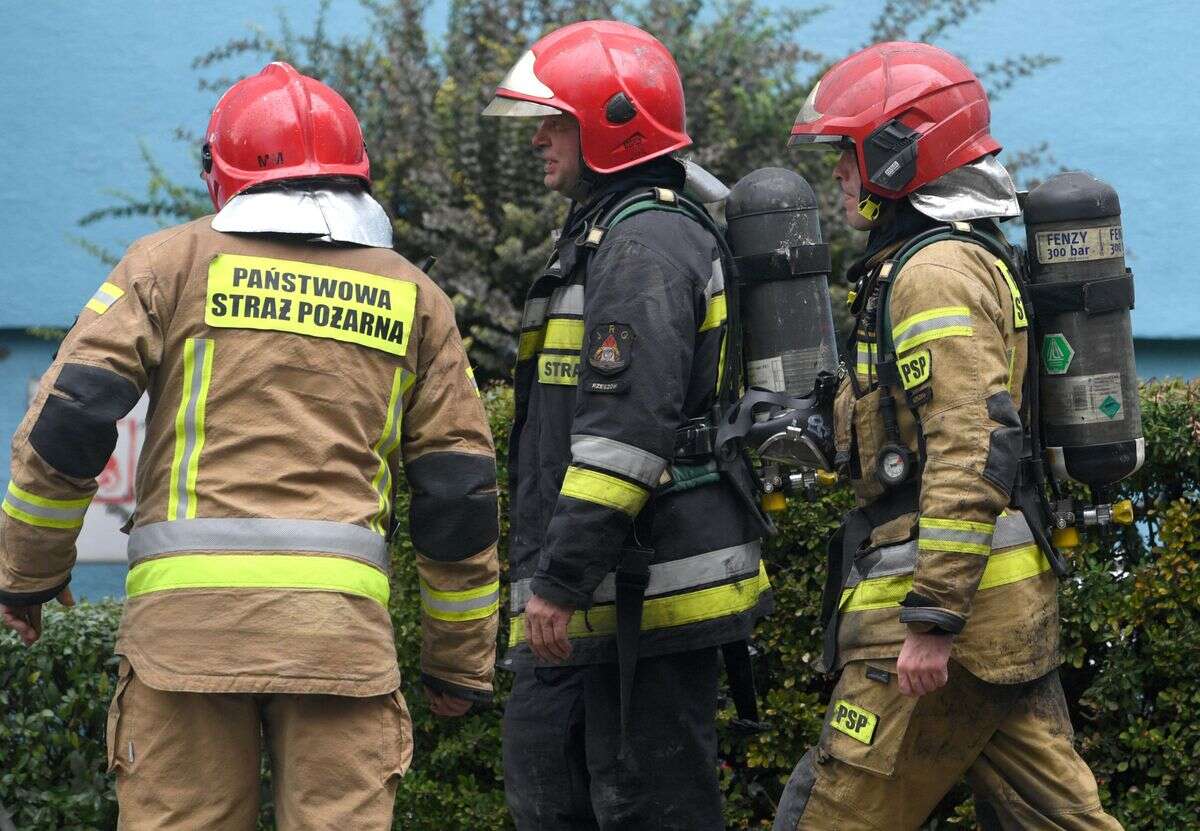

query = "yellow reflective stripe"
[126,554,390,607]
[995,259,1028,329]
[5,483,91,510]
[1007,347,1017,393]
[85,281,125,314]
[715,331,727,395]
[699,293,727,333]
[920,518,994,533]
[855,341,876,376]
[370,368,413,535]
[2,502,83,530]
[518,329,545,361]
[543,319,584,350]
[560,466,648,516]
[168,338,214,521]
[892,306,973,354]
[510,561,769,645]
[918,538,992,555]
[919,517,995,555]
[465,365,480,397]
[537,353,580,385]
[419,578,500,622]
[840,544,1049,612]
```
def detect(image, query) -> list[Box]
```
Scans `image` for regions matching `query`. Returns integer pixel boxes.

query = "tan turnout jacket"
[834,235,1060,684]
[0,218,500,699]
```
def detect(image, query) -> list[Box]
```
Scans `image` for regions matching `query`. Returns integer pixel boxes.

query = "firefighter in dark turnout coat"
[483,20,771,831]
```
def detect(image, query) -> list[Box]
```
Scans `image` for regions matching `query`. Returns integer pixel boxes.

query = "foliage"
[4,381,1199,829]
[80,0,1056,377]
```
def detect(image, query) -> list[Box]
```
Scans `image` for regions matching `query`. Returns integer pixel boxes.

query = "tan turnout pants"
[773,661,1123,831]
[106,661,412,830]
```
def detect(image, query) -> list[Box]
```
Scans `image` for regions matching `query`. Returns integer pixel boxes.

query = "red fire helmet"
[789,42,1000,199]
[201,62,370,211]
[482,20,691,174]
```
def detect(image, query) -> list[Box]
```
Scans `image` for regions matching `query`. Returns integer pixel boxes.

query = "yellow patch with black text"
[897,348,932,390]
[206,254,417,356]
[830,699,878,744]
[538,353,581,385]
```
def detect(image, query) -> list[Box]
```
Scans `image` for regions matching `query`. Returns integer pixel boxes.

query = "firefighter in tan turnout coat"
[774,43,1123,830]
[0,63,499,829]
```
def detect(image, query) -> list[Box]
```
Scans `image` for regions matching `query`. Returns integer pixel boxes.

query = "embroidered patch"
[897,348,932,390]
[830,699,878,744]
[588,323,634,375]
[585,379,629,395]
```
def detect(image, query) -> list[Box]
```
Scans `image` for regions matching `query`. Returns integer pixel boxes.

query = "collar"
[211,184,394,248]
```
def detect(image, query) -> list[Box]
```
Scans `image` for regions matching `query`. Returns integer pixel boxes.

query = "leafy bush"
[3,380,1198,829]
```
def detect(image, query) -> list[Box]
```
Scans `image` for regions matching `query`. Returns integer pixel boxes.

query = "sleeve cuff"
[420,673,493,705]
[898,591,965,635]
[531,573,591,610]
[0,579,70,607]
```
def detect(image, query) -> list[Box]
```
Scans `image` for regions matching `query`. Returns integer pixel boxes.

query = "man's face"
[834,149,880,232]
[532,114,582,196]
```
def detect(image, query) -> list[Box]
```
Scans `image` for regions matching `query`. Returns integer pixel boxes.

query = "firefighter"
[482,21,771,830]
[0,62,500,829]
[771,42,1123,830]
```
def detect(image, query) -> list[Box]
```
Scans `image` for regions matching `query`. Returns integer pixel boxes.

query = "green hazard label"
[1041,333,1075,375]
[1099,395,1121,419]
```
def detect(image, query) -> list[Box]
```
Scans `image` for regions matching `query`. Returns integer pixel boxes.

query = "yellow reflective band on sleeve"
[419,578,500,622]
[518,329,546,362]
[560,466,648,516]
[510,561,769,646]
[840,544,1049,612]
[855,341,877,377]
[168,338,214,521]
[919,516,995,555]
[1006,347,1017,393]
[830,699,878,744]
[126,554,391,607]
[370,368,414,535]
[85,281,125,315]
[465,365,480,397]
[892,306,973,354]
[537,353,581,385]
[2,483,92,529]
[206,254,418,357]
[995,260,1029,330]
[699,293,727,333]
[543,319,584,351]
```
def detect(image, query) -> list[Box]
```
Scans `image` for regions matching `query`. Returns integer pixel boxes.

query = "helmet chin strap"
[569,149,600,203]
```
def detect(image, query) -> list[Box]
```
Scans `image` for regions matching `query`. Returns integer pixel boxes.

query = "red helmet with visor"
[202,62,371,211]
[789,42,1000,200]
[482,20,691,174]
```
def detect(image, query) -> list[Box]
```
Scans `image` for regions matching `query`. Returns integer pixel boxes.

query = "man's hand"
[0,588,75,646]
[524,594,574,662]
[423,686,473,718]
[897,630,953,698]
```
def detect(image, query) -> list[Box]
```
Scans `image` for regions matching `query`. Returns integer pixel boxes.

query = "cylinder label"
[747,355,786,392]
[1035,225,1123,264]
[1043,373,1125,425]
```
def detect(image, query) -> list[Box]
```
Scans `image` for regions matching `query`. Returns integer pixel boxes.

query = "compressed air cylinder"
[725,168,836,396]
[1024,171,1143,486]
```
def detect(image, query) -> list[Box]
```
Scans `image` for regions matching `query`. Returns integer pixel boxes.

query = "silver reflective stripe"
[128,518,390,570]
[510,541,761,612]
[548,284,584,316]
[420,584,500,616]
[892,313,972,346]
[846,512,1037,589]
[2,487,88,523]
[919,524,993,549]
[570,435,667,488]
[992,512,1034,548]
[706,258,725,299]
[91,286,121,306]
[521,297,549,330]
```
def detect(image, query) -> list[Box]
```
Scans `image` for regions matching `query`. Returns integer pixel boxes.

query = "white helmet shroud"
[908,155,1021,222]
[212,182,394,248]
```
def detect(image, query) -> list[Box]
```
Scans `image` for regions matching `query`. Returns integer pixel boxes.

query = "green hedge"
[3,380,1198,829]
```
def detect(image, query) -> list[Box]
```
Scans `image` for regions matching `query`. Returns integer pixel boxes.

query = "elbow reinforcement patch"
[30,364,140,479]
[983,391,1023,495]
[406,452,498,561]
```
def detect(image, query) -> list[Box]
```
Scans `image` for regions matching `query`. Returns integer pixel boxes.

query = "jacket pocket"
[819,659,919,777]
[105,658,134,773]
[381,689,414,783]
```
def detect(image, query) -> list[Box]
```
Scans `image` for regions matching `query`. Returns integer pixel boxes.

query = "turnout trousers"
[502,647,722,831]
[773,661,1122,831]
[106,661,412,830]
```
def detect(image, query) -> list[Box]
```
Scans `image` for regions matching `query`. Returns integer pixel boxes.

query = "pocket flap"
[819,659,918,777]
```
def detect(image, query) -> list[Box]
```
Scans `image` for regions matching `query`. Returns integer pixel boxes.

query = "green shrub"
[2,380,1198,829]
